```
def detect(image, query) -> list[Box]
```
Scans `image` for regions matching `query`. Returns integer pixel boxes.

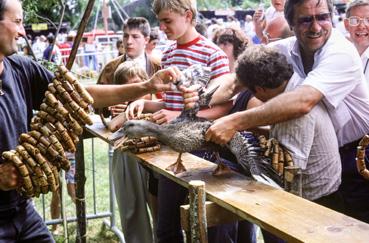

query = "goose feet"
[166,153,186,174]
[212,162,232,176]
[212,152,232,176]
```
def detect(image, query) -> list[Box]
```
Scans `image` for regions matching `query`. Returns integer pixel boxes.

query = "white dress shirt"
[361,47,369,84]
[270,29,369,146]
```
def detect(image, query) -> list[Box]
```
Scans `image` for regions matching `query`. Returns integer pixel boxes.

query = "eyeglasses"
[296,13,331,27]
[347,16,369,26]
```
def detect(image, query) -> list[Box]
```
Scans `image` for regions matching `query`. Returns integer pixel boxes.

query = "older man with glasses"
[184,0,369,224]
[345,0,369,82]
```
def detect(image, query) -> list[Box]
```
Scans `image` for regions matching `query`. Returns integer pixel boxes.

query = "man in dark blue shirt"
[0,1,179,241]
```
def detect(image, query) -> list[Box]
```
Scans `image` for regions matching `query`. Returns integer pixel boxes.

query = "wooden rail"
[86,121,369,242]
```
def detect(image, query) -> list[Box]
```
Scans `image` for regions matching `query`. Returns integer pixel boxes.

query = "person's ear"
[344,18,350,31]
[254,86,264,93]
[144,36,149,45]
[185,9,193,23]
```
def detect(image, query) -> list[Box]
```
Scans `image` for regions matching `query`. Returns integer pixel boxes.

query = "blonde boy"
[127,0,231,121]
[128,1,233,242]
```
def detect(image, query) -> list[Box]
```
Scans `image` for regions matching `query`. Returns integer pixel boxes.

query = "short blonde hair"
[152,0,197,25]
[113,61,149,85]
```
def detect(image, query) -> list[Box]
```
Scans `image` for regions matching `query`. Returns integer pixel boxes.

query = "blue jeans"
[0,200,54,243]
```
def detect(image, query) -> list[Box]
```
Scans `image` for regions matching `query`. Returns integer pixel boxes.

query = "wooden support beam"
[75,140,86,243]
[66,0,96,70]
[181,201,243,231]
[188,180,208,243]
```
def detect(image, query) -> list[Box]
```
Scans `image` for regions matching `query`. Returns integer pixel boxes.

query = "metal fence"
[34,138,125,243]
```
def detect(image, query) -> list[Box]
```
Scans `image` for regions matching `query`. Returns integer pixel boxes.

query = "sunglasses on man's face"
[296,13,331,27]
[347,16,369,26]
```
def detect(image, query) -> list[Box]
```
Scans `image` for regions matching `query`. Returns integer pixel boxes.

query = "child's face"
[157,9,191,41]
[123,28,148,58]
[217,41,234,61]
[126,75,143,84]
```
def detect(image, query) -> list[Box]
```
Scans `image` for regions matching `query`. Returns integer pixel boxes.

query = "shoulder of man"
[148,54,161,73]
[7,54,52,76]
[7,54,32,67]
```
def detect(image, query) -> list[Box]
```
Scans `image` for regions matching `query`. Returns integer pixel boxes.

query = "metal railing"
[34,138,125,243]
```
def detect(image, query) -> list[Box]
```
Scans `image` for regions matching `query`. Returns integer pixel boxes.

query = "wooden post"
[188,180,208,243]
[75,140,86,243]
[181,202,242,231]
[66,0,96,70]
[64,1,95,242]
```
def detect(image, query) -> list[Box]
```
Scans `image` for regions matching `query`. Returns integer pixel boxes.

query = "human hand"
[147,66,182,92]
[152,109,181,124]
[108,112,128,132]
[180,85,200,110]
[253,9,265,23]
[125,99,145,119]
[205,116,238,145]
[0,162,21,191]
[253,9,266,38]
[109,103,128,117]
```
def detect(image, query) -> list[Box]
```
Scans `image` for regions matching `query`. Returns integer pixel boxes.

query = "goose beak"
[109,128,126,142]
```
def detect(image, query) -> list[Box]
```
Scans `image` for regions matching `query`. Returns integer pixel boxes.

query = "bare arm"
[253,9,267,40]
[143,100,166,113]
[197,100,234,120]
[86,67,180,108]
[86,82,156,108]
[246,96,263,109]
[209,73,245,106]
[206,85,323,144]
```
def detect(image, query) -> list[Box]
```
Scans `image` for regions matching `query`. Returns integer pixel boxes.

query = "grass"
[33,138,122,243]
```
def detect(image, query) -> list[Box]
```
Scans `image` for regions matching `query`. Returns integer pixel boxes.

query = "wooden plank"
[85,121,369,242]
[181,201,243,230]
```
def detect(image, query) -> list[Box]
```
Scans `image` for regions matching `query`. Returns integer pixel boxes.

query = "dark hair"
[195,22,207,36]
[149,29,159,42]
[284,0,334,27]
[235,45,293,92]
[213,27,250,59]
[47,33,55,44]
[116,39,123,49]
[0,0,7,20]
[123,17,150,37]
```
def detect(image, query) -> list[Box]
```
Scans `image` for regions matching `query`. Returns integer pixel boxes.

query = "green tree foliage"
[197,0,261,10]
[22,0,87,28]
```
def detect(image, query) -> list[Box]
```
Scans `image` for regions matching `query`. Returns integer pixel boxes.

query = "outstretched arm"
[208,73,244,106]
[87,67,180,108]
[206,85,323,144]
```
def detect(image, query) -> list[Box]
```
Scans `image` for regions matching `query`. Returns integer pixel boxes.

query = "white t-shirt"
[270,29,369,146]
[361,47,369,84]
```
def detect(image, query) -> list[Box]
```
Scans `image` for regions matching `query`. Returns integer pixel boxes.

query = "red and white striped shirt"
[161,35,230,111]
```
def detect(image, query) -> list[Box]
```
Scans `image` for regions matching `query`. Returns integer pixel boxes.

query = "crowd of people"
[2,0,369,242]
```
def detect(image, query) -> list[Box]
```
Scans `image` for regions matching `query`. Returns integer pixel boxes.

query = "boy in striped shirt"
[127,0,231,123]
[126,1,236,242]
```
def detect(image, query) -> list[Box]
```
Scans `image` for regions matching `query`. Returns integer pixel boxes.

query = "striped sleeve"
[208,50,230,80]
